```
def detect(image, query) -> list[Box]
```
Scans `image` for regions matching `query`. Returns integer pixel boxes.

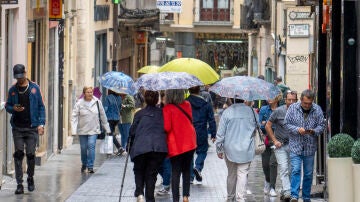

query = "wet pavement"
[0,139,327,202]
[0,138,107,202]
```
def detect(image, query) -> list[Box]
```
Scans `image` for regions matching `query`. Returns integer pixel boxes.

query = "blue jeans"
[274,144,291,195]
[79,135,97,169]
[190,142,208,181]
[158,158,172,186]
[119,123,131,148]
[290,152,315,200]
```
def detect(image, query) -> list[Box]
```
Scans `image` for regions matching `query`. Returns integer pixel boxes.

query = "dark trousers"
[261,145,278,189]
[12,127,38,184]
[170,150,195,202]
[133,152,167,202]
[108,120,122,149]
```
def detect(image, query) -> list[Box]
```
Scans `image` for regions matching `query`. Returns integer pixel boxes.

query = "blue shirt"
[215,103,256,163]
[284,102,325,156]
[258,105,274,134]
[103,94,122,121]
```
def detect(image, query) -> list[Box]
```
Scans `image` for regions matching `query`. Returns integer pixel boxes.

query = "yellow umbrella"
[158,58,220,85]
[137,65,160,74]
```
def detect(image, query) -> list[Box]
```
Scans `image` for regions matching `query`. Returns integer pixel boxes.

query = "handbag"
[250,107,266,155]
[100,135,114,154]
[96,101,106,140]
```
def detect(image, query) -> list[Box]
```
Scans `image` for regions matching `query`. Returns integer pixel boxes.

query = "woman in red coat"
[163,89,197,202]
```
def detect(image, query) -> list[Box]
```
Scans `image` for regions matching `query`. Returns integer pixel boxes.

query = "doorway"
[94,32,107,101]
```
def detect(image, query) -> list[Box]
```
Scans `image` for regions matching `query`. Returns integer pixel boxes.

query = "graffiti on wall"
[287,55,308,64]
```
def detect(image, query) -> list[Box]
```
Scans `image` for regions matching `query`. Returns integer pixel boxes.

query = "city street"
[0,138,326,202]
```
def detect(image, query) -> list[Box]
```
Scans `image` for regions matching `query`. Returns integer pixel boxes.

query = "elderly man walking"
[265,91,298,200]
[284,89,325,202]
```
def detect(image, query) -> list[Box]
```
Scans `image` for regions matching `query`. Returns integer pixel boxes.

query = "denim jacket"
[103,94,122,121]
[6,80,46,128]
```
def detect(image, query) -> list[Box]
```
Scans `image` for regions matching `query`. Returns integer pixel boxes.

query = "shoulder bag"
[96,101,106,140]
[173,104,192,123]
[250,107,266,155]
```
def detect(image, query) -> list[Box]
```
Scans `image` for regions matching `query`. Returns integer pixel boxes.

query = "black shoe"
[15,184,24,194]
[88,168,94,173]
[81,165,87,173]
[193,168,202,182]
[115,148,125,156]
[27,177,35,192]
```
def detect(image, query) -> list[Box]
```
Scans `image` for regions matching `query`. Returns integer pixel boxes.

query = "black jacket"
[128,105,168,161]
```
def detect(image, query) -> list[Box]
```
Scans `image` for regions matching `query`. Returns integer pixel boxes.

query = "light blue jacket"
[215,103,257,163]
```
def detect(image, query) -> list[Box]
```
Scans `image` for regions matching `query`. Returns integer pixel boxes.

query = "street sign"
[156,0,182,13]
[0,0,18,4]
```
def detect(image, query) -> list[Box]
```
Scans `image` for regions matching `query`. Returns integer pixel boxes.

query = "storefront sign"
[1,0,18,4]
[49,0,62,20]
[136,32,146,44]
[156,0,182,13]
[289,24,310,38]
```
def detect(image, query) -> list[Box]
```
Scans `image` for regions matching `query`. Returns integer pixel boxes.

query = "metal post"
[112,3,118,71]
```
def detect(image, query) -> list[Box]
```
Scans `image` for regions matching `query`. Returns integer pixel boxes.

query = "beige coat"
[71,97,110,135]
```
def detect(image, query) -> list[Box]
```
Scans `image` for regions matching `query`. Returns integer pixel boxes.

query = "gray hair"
[301,89,315,100]
[165,89,185,105]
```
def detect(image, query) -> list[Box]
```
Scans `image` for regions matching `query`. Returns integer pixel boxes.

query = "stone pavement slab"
[66,142,326,202]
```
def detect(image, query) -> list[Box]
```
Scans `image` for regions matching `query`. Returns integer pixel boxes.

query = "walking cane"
[119,138,131,202]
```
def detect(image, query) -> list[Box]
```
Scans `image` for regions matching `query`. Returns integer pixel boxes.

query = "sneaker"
[269,188,277,197]
[88,168,95,173]
[14,184,24,195]
[193,168,202,182]
[190,180,194,184]
[263,181,270,194]
[157,186,170,195]
[27,177,35,192]
[246,189,252,195]
[137,195,145,202]
[290,198,298,202]
[280,191,291,200]
[115,148,125,156]
[81,165,87,172]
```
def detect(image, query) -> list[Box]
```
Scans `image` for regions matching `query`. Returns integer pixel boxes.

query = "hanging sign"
[49,0,62,20]
[156,0,182,13]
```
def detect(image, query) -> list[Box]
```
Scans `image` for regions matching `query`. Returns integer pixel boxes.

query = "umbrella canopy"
[209,76,281,101]
[137,65,160,74]
[134,72,203,91]
[98,71,136,95]
[158,58,220,85]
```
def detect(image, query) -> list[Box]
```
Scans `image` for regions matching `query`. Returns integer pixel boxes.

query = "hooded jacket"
[187,94,216,140]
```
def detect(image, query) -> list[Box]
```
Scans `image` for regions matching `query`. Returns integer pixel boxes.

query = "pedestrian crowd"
[4,64,325,202]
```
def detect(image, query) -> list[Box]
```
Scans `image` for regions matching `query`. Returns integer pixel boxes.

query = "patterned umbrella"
[98,71,136,95]
[209,76,281,101]
[134,72,203,91]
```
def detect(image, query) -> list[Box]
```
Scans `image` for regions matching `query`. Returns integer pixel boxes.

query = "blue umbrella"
[209,76,281,101]
[98,71,136,95]
[134,72,204,91]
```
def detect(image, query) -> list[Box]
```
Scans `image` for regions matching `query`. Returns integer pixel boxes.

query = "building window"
[200,0,230,21]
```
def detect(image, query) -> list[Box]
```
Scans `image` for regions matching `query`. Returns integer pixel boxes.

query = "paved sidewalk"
[66,142,326,202]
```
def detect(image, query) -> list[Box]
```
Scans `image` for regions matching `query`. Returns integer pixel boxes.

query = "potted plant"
[327,133,354,202]
[352,139,360,202]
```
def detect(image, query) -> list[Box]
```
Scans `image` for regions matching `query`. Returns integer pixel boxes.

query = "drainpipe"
[112,3,118,71]
[273,0,278,75]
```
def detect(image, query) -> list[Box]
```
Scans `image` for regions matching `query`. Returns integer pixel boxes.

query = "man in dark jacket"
[5,64,46,194]
[187,86,217,183]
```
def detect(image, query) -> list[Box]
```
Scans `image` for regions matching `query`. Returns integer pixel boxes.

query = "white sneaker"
[137,195,145,202]
[263,181,270,194]
[246,189,252,195]
[269,188,277,197]
[156,186,170,196]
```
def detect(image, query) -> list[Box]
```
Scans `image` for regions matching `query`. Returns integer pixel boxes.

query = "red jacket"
[163,101,197,158]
